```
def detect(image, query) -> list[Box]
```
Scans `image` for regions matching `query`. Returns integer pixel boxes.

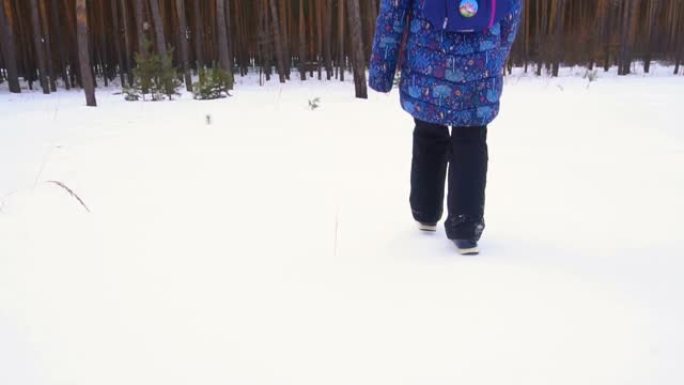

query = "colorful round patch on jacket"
[459,0,479,18]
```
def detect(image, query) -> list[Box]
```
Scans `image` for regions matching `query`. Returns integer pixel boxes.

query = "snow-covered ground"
[1,66,683,385]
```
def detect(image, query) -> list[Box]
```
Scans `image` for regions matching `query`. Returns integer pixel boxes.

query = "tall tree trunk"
[551,0,564,77]
[62,0,81,87]
[29,0,49,93]
[119,0,133,85]
[601,0,612,72]
[175,0,192,91]
[268,0,287,82]
[17,2,36,90]
[192,0,203,70]
[675,33,682,75]
[96,0,109,86]
[216,0,232,75]
[619,0,635,75]
[0,0,20,92]
[338,0,345,81]
[38,0,56,91]
[148,0,167,56]
[323,0,333,80]
[259,0,272,82]
[643,0,659,73]
[76,0,96,106]
[209,2,219,66]
[307,0,314,77]
[279,0,290,79]
[226,0,234,73]
[523,0,530,72]
[346,0,367,98]
[50,0,70,89]
[110,0,126,86]
[316,0,322,80]
[233,0,245,75]
[298,0,306,80]
[133,0,147,59]
[674,1,683,74]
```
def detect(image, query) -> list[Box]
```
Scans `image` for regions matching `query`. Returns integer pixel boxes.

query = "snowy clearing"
[1,66,684,385]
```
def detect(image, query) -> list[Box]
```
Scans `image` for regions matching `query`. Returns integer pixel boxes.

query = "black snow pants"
[410,118,488,241]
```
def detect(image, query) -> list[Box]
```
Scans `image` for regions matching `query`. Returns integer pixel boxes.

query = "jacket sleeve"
[499,0,523,57]
[368,0,411,93]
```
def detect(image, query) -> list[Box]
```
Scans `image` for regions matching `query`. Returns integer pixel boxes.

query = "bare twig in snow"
[46,180,91,213]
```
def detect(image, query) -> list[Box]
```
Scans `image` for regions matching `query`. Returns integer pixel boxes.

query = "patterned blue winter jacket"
[369,0,523,127]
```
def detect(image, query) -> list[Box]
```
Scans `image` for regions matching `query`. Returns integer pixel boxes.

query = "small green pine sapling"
[123,39,181,101]
[192,65,234,100]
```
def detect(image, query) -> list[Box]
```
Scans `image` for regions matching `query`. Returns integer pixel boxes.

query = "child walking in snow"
[369,0,522,254]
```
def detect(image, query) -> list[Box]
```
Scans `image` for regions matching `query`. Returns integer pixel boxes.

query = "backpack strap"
[489,0,497,28]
